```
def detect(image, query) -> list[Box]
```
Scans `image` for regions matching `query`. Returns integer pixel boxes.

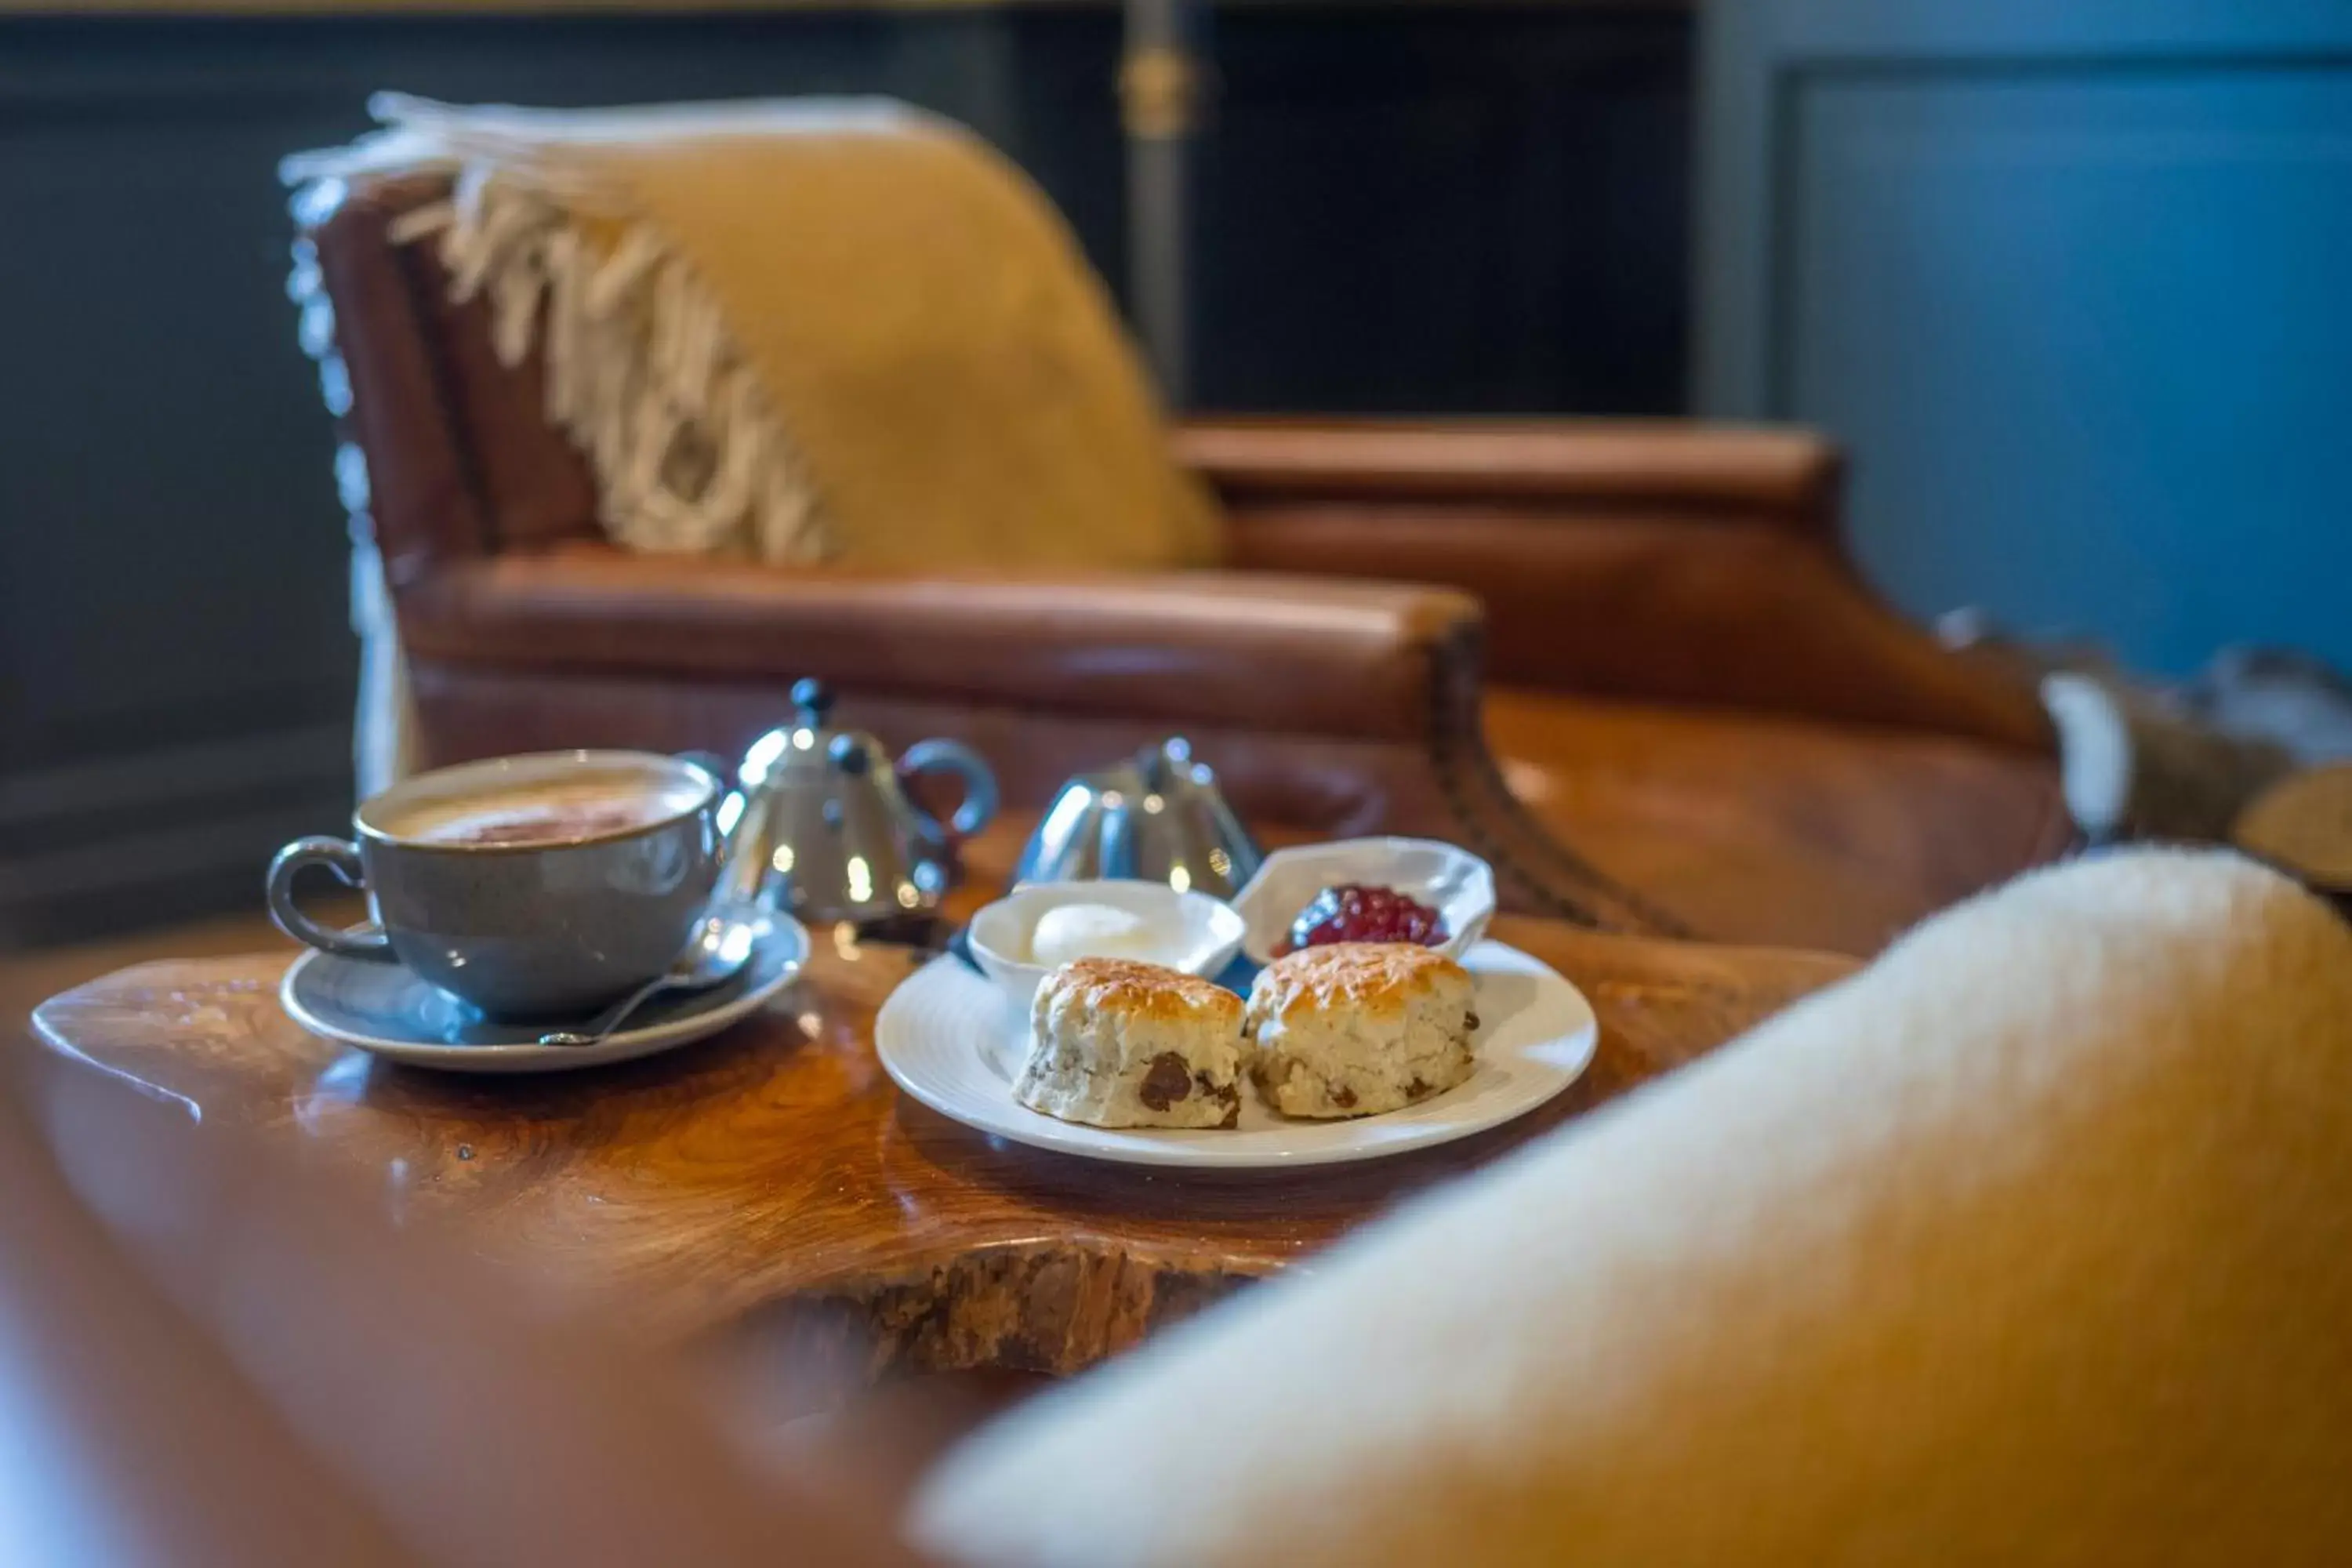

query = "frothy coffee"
[380,771,702,848]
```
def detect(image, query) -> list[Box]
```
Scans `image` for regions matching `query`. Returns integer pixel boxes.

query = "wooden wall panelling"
[1199,4,1690,414]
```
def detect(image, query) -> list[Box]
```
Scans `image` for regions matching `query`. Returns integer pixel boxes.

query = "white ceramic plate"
[875,940,1596,1168]
[280,913,808,1073]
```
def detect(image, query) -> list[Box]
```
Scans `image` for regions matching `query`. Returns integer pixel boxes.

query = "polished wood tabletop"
[27,822,1853,1392]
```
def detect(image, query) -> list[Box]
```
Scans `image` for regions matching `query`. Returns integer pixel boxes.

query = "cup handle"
[267,837,396,961]
[897,740,999,840]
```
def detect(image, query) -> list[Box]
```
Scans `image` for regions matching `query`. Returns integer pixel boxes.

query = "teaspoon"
[537,906,762,1048]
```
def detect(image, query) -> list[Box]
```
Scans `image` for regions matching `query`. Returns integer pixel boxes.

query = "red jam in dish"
[1276,884,1447,954]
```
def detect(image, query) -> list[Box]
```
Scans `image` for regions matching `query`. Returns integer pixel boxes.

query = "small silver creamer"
[1014,738,1262,899]
[713,680,997,925]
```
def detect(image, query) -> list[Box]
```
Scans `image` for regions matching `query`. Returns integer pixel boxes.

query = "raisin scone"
[1245,943,1478,1118]
[1015,958,1247,1129]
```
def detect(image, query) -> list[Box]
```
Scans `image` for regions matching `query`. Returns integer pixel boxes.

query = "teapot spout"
[701,732,800,908]
[671,748,742,844]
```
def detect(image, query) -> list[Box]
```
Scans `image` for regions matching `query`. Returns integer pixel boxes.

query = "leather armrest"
[1232,509,2053,753]
[1192,418,2046,753]
[397,547,1687,933]
[1178,416,1842,541]
[399,546,1482,744]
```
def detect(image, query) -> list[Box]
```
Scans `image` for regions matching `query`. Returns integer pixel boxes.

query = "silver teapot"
[1014,738,1262,898]
[714,679,998,924]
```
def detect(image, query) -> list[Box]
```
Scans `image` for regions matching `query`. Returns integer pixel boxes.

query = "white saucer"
[280,913,808,1073]
[875,940,1597,1168]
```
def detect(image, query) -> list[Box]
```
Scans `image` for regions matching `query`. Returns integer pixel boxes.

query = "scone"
[1245,943,1477,1118]
[1015,958,1247,1129]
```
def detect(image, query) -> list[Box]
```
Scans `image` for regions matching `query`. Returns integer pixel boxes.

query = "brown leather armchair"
[305,175,2067,955]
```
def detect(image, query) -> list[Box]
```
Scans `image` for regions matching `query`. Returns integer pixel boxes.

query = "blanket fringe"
[382,168,830,564]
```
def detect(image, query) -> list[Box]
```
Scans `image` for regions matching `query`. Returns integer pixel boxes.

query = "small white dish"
[877,938,1595,1169]
[1230,837,1496,964]
[279,912,808,1073]
[967,879,1247,1015]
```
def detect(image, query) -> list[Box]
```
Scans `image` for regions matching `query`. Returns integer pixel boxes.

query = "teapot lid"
[738,678,880,789]
[790,677,858,753]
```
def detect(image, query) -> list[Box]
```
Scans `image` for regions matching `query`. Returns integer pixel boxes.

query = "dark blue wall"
[1702,0,2352,677]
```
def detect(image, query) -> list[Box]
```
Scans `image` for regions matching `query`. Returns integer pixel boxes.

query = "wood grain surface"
[27,823,1852,1396]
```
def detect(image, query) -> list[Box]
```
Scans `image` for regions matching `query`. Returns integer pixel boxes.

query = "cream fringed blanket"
[915,851,2352,1566]
[284,94,1220,789]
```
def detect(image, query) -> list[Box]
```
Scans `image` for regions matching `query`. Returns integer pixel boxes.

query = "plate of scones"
[875,841,1598,1168]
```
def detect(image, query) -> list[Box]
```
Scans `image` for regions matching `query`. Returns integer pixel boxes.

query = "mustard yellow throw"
[287,93,1220,572]
[284,94,1220,790]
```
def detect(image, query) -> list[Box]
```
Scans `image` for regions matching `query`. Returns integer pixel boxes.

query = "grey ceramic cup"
[267,750,726,1018]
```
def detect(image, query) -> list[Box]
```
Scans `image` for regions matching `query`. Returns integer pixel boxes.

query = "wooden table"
[27,829,1852,1399]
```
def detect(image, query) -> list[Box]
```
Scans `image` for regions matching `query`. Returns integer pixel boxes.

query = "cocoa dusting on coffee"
[1138,1052,1194,1112]
[448,803,655,847]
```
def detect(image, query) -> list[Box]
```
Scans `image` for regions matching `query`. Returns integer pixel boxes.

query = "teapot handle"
[896,740,999,840]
